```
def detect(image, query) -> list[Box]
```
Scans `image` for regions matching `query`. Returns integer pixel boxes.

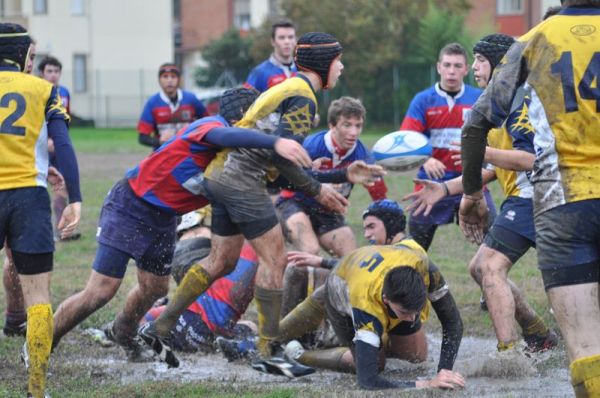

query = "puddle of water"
[76,334,573,397]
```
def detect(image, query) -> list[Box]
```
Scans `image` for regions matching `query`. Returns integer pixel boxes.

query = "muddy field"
[0,149,574,397]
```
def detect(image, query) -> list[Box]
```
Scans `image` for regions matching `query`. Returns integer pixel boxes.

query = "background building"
[2,0,173,127]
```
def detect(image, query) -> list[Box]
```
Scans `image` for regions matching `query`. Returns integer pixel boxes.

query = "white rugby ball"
[372,130,432,172]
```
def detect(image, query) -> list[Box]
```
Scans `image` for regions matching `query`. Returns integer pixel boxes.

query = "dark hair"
[271,19,296,39]
[0,23,32,71]
[438,42,468,64]
[38,56,62,73]
[382,267,427,313]
[543,6,562,19]
[327,96,366,126]
[472,34,515,76]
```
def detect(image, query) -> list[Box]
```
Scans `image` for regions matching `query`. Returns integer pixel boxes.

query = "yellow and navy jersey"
[0,69,69,190]
[473,8,600,215]
[205,75,317,190]
[327,239,447,348]
[486,96,535,199]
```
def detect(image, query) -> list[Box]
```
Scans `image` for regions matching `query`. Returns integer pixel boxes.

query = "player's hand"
[57,202,82,239]
[423,369,465,389]
[274,138,312,168]
[423,157,446,180]
[47,138,55,155]
[312,157,330,170]
[403,179,446,216]
[346,161,386,186]
[450,141,462,166]
[287,251,323,267]
[159,129,176,143]
[459,192,488,244]
[315,184,348,214]
[47,166,65,192]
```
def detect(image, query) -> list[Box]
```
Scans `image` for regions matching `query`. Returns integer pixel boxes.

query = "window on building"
[71,0,84,15]
[234,0,251,31]
[497,0,524,15]
[73,54,87,93]
[33,0,47,15]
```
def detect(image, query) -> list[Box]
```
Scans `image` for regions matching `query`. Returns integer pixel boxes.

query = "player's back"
[521,9,600,213]
[0,71,56,190]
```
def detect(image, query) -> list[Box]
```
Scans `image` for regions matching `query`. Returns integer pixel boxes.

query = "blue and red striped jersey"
[143,243,258,336]
[187,243,258,336]
[280,130,387,208]
[57,85,70,114]
[244,55,297,93]
[126,115,226,215]
[401,83,481,182]
[137,89,208,140]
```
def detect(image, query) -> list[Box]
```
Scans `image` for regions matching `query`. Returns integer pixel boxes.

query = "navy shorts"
[410,189,497,226]
[202,179,278,240]
[0,187,54,273]
[276,197,347,236]
[536,200,600,290]
[93,179,177,278]
[483,196,536,264]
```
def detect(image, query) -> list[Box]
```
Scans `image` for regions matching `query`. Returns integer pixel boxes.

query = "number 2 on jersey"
[551,51,600,113]
[0,92,26,136]
[359,253,384,272]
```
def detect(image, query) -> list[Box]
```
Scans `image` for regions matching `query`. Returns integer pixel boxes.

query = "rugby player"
[244,19,297,93]
[459,2,600,395]
[0,23,81,398]
[405,34,558,354]
[140,32,385,373]
[400,43,496,251]
[137,63,208,150]
[277,96,387,258]
[51,88,311,360]
[276,200,464,390]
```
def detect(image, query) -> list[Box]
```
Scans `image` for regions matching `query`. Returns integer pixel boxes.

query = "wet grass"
[0,127,557,396]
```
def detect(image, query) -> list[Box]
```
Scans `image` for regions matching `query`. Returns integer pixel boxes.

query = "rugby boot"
[138,321,179,368]
[103,321,152,362]
[524,329,559,353]
[251,342,315,378]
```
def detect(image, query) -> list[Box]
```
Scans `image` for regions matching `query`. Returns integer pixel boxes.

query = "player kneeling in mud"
[266,200,464,390]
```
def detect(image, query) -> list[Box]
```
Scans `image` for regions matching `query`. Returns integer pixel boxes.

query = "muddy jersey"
[327,239,448,348]
[401,83,481,182]
[471,7,600,215]
[486,96,535,199]
[205,75,317,191]
[244,55,297,93]
[138,89,207,142]
[0,69,69,190]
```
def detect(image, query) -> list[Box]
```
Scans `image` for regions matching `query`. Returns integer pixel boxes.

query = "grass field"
[0,127,558,397]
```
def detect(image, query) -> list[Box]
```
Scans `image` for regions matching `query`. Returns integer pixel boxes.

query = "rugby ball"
[372,130,432,172]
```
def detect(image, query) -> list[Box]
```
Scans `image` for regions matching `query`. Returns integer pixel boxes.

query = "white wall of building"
[14,0,173,126]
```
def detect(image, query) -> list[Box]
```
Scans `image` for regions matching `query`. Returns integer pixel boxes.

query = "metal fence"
[66,64,474,129]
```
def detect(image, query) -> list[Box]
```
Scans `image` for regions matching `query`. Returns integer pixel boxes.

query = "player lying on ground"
[270,200,464,390]
[404,33,557,356]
